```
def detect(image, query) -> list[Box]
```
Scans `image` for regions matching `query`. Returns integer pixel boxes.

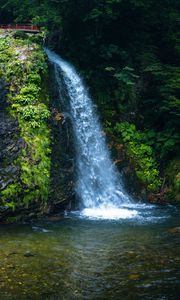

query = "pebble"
[24,251,35,257]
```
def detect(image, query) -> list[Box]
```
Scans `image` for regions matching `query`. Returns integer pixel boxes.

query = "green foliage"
[143,128,179,159]
[116,122,143,142]
[106,66,139,113]
[12,83,40,106]
[27,73,41,85]
[1,183,21,209]
[115,122,161,192]
[164,159,180,201]
[18,104,50,128]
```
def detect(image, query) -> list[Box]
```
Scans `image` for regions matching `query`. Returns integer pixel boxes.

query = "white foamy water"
[45,48,136,219]
[80,207,138,220]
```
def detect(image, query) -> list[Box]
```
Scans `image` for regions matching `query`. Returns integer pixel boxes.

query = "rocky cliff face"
[0,79,23,220]
[48,70,75,213]
[0,31,76,222]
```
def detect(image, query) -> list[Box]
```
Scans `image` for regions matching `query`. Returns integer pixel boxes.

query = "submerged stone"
[168,227,180,234]
[24,251,35,257]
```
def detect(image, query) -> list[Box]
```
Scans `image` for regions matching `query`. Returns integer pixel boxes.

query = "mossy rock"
[0,31,51,219]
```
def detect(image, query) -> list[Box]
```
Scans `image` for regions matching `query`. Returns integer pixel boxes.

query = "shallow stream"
[0,205,180,299]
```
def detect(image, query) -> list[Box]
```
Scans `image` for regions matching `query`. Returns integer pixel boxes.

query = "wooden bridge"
[0,25,40,33]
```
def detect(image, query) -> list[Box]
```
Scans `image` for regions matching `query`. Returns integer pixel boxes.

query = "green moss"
[0,33,51,210]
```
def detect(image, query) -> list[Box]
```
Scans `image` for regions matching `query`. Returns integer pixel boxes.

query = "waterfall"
[46,49,136,219]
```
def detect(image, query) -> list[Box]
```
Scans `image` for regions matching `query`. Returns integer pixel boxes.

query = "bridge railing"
[0,24,40,31]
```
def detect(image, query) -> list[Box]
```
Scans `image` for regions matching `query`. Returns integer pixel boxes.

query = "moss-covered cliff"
[0,30,51,221]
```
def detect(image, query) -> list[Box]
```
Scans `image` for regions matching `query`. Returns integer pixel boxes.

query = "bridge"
[0,25,40,33]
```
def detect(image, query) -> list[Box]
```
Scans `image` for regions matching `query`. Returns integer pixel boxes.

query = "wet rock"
[0,165,19,175]
[28,213,36,218]
[24,251,35,257]
[0,79,23,220]
[48,73,76,212]
[128,274,140,280]
[46,215,64,222]
[168,227,180,234]
[8,251,18,256]
[0,206,10,222]
[127,251,136,256]
[0,178,13,190]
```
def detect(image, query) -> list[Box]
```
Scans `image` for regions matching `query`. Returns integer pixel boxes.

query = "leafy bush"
[27,73,41,85]
[164,159,180,201]
[18,104,50,128]
[115,122,161,192]
[106,66,139,114]
[143,128,179,159]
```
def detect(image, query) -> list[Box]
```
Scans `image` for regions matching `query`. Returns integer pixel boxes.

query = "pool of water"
[0,205,180,299]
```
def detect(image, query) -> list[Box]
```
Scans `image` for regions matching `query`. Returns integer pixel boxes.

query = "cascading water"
[46,48,138,219]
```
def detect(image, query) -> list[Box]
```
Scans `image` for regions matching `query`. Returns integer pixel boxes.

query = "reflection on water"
[0,205,180,299]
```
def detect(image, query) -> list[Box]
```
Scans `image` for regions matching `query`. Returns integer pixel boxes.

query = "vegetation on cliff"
[115,122,161,193]
[0,31,51,213]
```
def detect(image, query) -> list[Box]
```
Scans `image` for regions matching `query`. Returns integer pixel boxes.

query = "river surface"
[0,205,180,300]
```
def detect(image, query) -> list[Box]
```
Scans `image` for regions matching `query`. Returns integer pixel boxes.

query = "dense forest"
[0,0,179,202]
